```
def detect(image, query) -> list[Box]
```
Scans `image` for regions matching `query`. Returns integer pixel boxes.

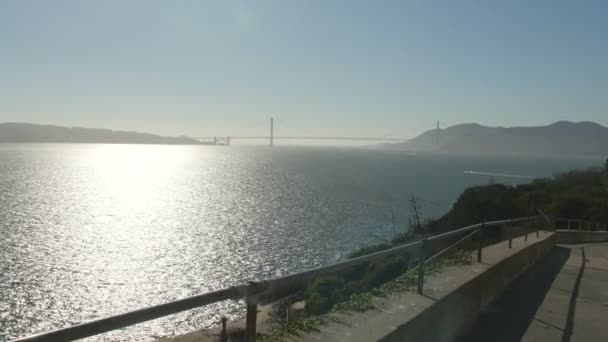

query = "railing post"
[246,303,257,341]
[524,222,528,242]
[477,224,484,263]
[507,223,513,249]
[220,317,228,342]
[245,283,260,342]
[536,218,540,238]
[417,239,427,295]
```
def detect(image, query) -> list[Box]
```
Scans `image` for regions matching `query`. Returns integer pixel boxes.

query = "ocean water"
[0,144,602,341]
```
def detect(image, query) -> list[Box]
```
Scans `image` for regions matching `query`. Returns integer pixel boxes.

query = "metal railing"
[556,218,608,231]
[12,215,548,342]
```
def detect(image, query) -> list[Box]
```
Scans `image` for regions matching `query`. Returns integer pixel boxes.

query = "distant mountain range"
[392,121,608,156]
[0,123,201,145]
[3,121,607,154]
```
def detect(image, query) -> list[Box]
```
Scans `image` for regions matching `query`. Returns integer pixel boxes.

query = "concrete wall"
[556,230,608,244]
[380,235,556,342]
[499,225,542,241]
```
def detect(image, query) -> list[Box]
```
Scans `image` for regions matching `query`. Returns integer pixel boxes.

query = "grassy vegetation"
[259,250,472,341]
[304,253,411,315]
[347,243,392,259]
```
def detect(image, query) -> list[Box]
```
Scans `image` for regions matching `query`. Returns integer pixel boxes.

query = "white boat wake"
[464,171,535,179]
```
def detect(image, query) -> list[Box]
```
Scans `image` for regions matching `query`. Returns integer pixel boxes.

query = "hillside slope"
[0,123,201,145]
[395,121,608,155]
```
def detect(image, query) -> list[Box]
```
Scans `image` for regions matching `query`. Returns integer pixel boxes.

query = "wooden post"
[524,223,528,242]
[507,224,513,249]
[245,282,260,342]
[220,317,228,342]
[417,239,427,295]
[245,303,258,341]
[477,225,484,263]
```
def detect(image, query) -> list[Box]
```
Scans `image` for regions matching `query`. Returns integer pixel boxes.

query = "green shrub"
[304,254,410,316]
[305,292,331,316]
[348,243,391,259]
[391,232,414,245]
[429,163,608,235]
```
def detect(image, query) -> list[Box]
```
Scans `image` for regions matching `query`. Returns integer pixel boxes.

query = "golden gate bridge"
[194,117,409,146]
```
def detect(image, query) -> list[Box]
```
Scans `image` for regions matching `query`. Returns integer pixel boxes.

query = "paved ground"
[460,242,608,342]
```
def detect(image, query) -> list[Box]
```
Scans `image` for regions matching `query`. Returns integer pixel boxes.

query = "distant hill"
[392,121,608,156]
[0,123,202,145]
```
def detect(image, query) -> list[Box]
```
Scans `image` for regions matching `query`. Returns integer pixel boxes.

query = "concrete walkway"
[460,242,608,342]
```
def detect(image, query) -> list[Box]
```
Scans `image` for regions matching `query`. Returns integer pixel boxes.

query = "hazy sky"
[1,1,607,138]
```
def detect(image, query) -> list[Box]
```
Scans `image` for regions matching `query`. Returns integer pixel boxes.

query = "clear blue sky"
[1,0,607,138]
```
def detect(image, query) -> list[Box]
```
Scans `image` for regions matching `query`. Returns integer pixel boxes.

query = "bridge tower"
[270,117,274,147]
[436,120,440,150]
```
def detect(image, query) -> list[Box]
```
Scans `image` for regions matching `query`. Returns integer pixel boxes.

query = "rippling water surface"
[0,144,602,341]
